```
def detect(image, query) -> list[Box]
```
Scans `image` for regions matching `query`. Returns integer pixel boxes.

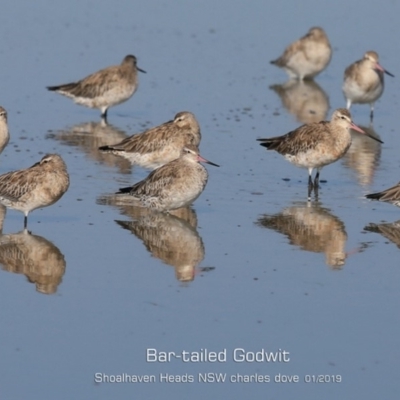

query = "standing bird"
[270,27,332,80]
[47,55,146,121]
[257,108,382,198]
[0,107,10,155]
[99,111,201,169]
[0,154,70,228]
[114,144,219,211]
[366,182,400,207]
[343,51,394,121]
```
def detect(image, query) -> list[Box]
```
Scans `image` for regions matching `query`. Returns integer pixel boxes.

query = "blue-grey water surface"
[0,1,400,399]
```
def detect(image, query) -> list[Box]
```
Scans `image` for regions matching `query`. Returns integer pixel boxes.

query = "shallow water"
[1,0,400,399]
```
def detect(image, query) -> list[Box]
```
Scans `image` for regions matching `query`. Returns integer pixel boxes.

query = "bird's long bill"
[376,62,394,77]
[138,67,147,73]
[351,122,384,143]
[350,122,365,134]
[198,155,220,167]
[384,69,395,77]
[364,131,384,144]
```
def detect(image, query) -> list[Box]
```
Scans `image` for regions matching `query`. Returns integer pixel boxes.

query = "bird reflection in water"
[342,124,382,186]
[0,206,66,294]
[46,120,132,174]
[364,220,400,249]
[269,79,329,123]
[98,195,210,281]
[256,201,348,268]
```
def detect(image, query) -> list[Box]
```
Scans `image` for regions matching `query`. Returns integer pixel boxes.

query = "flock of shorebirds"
[264,27,399,202]
[0,26,399,229]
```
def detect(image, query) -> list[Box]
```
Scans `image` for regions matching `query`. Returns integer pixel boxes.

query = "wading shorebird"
[343,51,394,121]
[113,144,219,211]
[47,55,146,120]
[0,154,70,228]
[257,108,382,198]
[366,182,400,207]
[270,27,332,80]
[0,107,10,155]
[99,111,201,169]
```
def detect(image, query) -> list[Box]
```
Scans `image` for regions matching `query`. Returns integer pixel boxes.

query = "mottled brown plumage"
[99,111,201,169]
[366,182,400,207]
[0,154,70,228]
[47,120,132,174]
[271,27,332,80]
[47,55,145,119]
[343,51,394,121]
[258,108,381,196]
[115,144,219,211]
[0,107,10,155]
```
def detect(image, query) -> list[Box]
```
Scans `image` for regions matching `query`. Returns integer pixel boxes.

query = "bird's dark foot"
[101,111,108,125]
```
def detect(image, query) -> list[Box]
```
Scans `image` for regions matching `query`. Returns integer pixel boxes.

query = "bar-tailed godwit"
[0,107,10,155]
[270,27,332,80]
[99,111,201,169]
[343,51,394,121]
[0,154,70,228]
[114,144,219,211]
[366,182,400,207]
[47,55,145,120]
[257,108,382,197]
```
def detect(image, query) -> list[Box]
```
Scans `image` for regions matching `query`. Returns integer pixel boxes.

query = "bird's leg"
[312,168,322,199]
[314,169,320,188]
[307,168,314,200]
[24,215,28,229]
[101,107,108,122]
[346,99,352,110]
